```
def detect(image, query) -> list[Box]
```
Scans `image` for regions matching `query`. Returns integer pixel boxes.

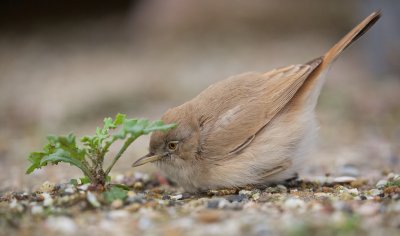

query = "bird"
[132,11,381,192]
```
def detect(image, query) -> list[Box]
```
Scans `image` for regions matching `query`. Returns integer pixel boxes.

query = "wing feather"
[194,59,321,159]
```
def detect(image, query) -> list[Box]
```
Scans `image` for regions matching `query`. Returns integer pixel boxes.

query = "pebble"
[87,192,101,208]
[42,193,54,206]
[238,190,253,197]
[283,198,305,210]
[252,192,260,201]
[347,188,359,195]
[376,180,388,188]
[133,182,144,191]
[125,203,141,212]
[64,187,76,194]
[224,194,246,203]
[369,189,383,196]
[207,199,220,209]
[333,176,357,184]
[111,199,124,209]
[39,181,55,193]
[78,184,90,191]
[127,194,145,204]
[171,194,183,200]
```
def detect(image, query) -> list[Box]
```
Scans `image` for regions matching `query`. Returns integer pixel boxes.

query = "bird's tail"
[322,11,381,67]
[289,11,381,111]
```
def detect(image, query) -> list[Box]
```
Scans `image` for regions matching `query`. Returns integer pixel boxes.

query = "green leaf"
[143,120,177,134]
[103,186,128,203]
[113,113,126,126]
[70,179,79,186]
[80,176,91,184]
[40,149,91,177]
[26,152,46,174]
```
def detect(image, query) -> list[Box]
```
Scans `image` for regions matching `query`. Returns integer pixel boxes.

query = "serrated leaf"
[40,149,91,177]
[80,176,91,184]
[103,186,128,203]
[26,152,46,174]
[113,113,126,126]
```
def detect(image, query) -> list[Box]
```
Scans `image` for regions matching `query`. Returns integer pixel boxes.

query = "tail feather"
[288,11,381,111]
[322,11,381,66]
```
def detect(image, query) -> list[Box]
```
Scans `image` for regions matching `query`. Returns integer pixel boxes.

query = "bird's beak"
[132,153,163,167]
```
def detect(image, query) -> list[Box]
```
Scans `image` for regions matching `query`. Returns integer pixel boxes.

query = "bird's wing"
[196,58,321,159]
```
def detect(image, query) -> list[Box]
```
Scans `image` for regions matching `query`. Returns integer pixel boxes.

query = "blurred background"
[0,0,399,191]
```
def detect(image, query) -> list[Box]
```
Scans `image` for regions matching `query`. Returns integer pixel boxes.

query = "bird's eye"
[167,141,178,151]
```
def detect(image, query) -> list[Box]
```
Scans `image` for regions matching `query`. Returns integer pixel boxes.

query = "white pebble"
[347,188,359,195]
[376,180,388,188]
[42,193,53,206]
[284,198,305,210]
[369,189,382,196]
[171,194,183,200]
[78,183,90,191]
[87,192,101,208]
[333,176,356,183]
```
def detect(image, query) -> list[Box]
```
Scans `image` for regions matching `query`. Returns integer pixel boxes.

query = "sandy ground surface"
[0,1,399,235]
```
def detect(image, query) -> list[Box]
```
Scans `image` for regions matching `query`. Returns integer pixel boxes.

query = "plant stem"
[104,135,137,175]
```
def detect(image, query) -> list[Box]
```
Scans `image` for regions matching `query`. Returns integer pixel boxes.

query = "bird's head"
[131,104,201,168]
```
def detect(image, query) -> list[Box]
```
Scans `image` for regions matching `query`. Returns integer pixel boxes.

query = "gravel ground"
[1,172,400,236]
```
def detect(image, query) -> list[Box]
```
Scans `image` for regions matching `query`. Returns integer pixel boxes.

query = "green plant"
[26,113,175,189]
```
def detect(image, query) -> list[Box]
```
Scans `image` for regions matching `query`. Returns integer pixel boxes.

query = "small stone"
[252,192,260,201]
[376,180,388,188]
[238,190,253,196]
[134,172,144,180]
[196,210,222,223]
[333,176,357,184]
[127,191,136,197]
[39,181,55,193]
[207,199,220,209]
[125,203,141,212]
[42,193,53,206]
[133,182,143,191]
[369,189,382,196]
[347,188,359,195]
[111,199,124,209]
[127,194,145,204]
[339,192,354,200]
[171,194,183,200]
[284,198,305,210]
[31,205,44,215]
[277,185,288,192]
[64,187,76,194]
[224,194,246,202]
[87,192,101,208]
[77,184,90,191]
[350,179,367,188]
